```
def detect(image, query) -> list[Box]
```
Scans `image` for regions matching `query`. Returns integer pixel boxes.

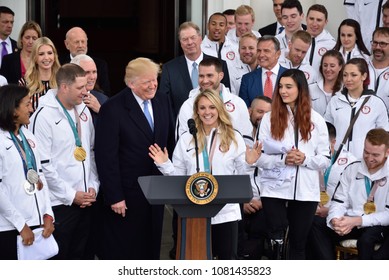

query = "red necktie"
[264,71,273,98]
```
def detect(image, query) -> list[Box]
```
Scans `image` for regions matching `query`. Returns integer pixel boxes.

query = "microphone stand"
[193,130,200,173]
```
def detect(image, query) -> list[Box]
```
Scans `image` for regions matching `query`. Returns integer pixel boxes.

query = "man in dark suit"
[259,0,285,36]
[0,6,18,68]
[159,21,231,119]
[59,27,111,95]
[239,36,287,107]
[95,57,175,260]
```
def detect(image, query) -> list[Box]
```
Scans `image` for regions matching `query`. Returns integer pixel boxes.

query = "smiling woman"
[0,84,55,260]
[18,37,61,112]
[149,89,247,260]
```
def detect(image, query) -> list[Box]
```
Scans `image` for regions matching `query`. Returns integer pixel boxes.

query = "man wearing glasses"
[368,27,389,114]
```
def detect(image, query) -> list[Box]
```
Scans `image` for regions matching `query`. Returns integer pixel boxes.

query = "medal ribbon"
[323,155,336,189]
[364,177,379,202]
[9,129,37,175]
[201,130,217,173]
[56,96,82,147]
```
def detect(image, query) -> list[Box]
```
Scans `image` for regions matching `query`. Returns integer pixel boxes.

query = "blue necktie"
[143,100,154,131]
[1,41,8,59]
[191,62,198,88]
[278,26,284,34]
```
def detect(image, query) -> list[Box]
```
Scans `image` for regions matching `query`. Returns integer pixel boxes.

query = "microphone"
[187,119,200,173]
[188,118,197,135]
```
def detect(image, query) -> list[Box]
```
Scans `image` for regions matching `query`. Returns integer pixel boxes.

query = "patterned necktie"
[191,62,198,88]
[264,71,273,98]
[1,41,8,59]
[143,100,154,131]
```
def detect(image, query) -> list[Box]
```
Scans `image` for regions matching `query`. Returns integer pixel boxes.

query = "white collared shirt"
[262,64,281,93]
[185,53,203,81]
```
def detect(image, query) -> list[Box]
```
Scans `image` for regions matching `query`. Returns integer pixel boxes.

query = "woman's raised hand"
[149,143,169,164]
[245,141,262,165]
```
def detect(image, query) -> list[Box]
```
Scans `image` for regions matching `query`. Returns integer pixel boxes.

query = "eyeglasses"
[371,40,389,48]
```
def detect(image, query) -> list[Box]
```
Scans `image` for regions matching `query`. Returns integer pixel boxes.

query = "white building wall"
[1,0,27,41]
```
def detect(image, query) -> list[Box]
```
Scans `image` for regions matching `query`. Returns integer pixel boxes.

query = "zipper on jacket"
[82,161,87,192]
[34,193,42,225]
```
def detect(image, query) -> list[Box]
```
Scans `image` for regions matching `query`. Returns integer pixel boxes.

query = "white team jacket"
[29,89,99,207]
[226,28,261,48]
[278,54,318,85]
[309,78,340,116]
[226,59,252,96]
[327,159,389,229]
[324,91,389,159]
[367,60,389,114]
[0,128,54,232]
[338,45,370,63]
[255,108,330,201]
[176,84,252,140]
[306,30,336,72]
[201,35,239,64]
[156,128,248,225]
[323,149,358,207]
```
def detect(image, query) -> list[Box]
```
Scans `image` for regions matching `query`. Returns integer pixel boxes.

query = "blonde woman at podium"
[149,89,247,260]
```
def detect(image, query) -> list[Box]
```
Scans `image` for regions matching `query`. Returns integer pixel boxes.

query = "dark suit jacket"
[239,65,288,107]
[88,89,108,127]
[95,87,175,260]
[159,53,231,118]
[259,22,279,36]
[10,38,18,53]
[0,51,21,84]
[59,53,111,95]
[258,22,307,36]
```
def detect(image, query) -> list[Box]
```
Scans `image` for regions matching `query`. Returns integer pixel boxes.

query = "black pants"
[212,221,238,260]
[51,204,91,260]
[308,215,389,259]
[261,197,317,260]
[238,204,267,259]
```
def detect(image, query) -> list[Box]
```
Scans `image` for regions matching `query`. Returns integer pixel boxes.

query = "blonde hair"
[235,5,255,21]
[24,37,61,95]
[192,89,237,154]
[17,21,42,49]
[124,57,160,85]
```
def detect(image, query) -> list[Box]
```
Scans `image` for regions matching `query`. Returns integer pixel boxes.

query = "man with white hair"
[71,54,108,127]
[60,27,111,95]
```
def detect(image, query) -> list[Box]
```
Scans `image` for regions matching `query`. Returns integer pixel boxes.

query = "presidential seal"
[185,172,218,205]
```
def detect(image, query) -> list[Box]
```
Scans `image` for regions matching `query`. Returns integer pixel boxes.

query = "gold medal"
[74,146,86,161]
[363,201,376,214]
[320,191,330,205]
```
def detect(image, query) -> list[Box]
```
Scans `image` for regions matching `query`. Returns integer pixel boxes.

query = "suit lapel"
[258,68,263,95]
[178,56,192,88]
[124,89,154,141]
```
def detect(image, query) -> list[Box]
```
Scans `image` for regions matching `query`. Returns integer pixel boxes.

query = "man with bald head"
[60,27,111,95]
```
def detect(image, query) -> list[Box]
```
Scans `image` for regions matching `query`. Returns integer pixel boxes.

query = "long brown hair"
[270,69,312,142]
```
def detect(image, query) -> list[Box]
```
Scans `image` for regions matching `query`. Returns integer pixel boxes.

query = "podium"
[138,174,252,260]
